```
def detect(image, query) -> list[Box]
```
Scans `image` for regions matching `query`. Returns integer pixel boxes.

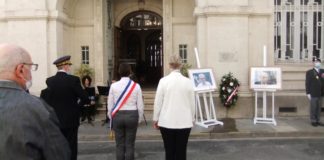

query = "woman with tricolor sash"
[107,63,144,160]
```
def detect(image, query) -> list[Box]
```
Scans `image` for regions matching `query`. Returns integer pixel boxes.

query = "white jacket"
[153,70,195,129]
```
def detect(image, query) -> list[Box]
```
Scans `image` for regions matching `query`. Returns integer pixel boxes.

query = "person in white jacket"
[153,54,195,160]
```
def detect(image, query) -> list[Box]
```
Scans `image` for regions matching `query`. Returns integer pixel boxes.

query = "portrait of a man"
[195,73,212,87]
[188,69,217,91]
[254,71,277,85]
[250,67,282,89]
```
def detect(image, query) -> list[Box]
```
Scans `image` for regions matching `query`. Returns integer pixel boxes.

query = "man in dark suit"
[305,57,324,127]
[42,55,89,160]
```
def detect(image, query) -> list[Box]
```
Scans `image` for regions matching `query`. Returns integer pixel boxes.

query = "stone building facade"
[0,0,323,118]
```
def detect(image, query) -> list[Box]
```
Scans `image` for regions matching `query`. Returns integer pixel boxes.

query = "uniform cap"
[312,57,321,62]
[53,55,72,67]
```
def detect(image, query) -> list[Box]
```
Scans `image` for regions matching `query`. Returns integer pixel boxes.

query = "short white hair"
[198,73,205,79]
[0,43,30,75]
[168,54,182,69]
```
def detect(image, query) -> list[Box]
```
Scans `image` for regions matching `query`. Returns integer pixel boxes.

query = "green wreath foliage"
[219,72,240,108]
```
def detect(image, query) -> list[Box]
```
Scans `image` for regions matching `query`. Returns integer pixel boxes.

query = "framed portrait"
[188,68,217,91]
[250,67,282,90]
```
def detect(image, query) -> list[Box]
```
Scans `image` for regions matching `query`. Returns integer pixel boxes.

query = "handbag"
[108,129,115,140]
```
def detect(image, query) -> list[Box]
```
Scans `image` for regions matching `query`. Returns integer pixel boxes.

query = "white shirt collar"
[0,79,12,82]
[120,77,130,81]
[58,69,67,73]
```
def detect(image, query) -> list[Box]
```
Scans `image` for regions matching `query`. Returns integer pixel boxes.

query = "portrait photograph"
[188,68,217,91]
[250,67,282,89]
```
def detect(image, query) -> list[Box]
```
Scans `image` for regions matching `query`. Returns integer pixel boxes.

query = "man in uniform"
[42,55,89,160]
[0,43,70,159]
[305,57,324,127]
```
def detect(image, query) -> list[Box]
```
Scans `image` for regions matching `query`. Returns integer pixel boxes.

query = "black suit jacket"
[305,68,324,97]
[43,72,89,128]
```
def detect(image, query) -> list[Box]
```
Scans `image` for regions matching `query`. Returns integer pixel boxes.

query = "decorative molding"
[114,5,162,27]
[107,0,112,29]
[194,6,272,17]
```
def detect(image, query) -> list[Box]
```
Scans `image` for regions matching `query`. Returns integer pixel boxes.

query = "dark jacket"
[0,81,71,160]
[305,68,324,97]
[42,72,89,128]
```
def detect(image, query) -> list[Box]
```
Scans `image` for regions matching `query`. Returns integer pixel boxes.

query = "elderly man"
[0,43,70,159]
[197,73,212,87]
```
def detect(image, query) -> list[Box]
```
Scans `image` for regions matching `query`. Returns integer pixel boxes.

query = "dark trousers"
[113,110,139,160]
[81,105,95,122]
[160,127,191,160]
[61,127,79,160]
[310,97,322,123]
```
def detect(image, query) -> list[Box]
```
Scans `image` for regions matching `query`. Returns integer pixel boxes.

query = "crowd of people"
[1,43,323,160]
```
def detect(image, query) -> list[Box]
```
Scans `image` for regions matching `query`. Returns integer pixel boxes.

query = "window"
[179,44,188,63]
[121,11,162,30]
[81,46,89,64]
[274,0,323,63]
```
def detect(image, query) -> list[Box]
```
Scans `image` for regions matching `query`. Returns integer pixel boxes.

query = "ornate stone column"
[194,0,251,95]
[195,0,209,66]
[93,0,107,85]
[163,0,172,74]
[0,0,53,94]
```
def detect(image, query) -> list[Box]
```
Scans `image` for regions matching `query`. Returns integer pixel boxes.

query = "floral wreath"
[219,72,240,108]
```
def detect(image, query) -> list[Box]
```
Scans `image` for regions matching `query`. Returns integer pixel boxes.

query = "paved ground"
[78,116,324,141]
[78,138,324,160]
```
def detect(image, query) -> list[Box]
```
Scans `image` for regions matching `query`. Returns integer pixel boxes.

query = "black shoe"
[311,122,318,127]
[316,122,324,126]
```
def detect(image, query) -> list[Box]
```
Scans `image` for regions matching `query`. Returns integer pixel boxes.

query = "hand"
[90,101,95,105]
[321,73,324,78]
[153,121,159,130]
[307,94,311,100]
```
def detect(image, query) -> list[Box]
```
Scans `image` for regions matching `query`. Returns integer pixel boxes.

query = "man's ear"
[15,64,24,78]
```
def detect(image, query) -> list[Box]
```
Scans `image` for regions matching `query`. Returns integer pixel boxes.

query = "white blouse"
[107,77,144,122]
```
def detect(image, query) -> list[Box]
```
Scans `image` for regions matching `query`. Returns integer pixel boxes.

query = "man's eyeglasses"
[23,63,38,71]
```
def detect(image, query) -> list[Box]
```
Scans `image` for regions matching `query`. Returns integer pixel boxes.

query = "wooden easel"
[253,89,277,126]
[253,46,277,126]
[194,48,223,128]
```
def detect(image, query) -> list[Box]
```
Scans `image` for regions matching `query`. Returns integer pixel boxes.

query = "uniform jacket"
[43,72,89,128]
[0,80,70,160]
[153,70,195,129]
[305,68,324,97]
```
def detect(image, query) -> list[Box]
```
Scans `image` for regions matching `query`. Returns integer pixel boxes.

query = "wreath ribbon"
[225,86,239,105]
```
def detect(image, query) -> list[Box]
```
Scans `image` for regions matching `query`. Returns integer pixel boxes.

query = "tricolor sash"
[111,80,137,118]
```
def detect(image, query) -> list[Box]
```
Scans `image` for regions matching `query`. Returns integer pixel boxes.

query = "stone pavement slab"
[78,116,324,141]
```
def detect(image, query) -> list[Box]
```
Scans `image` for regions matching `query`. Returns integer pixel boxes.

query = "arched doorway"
[115,11,163,88]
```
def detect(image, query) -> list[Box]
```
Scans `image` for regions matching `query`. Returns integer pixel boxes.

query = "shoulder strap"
[111,80,137,118]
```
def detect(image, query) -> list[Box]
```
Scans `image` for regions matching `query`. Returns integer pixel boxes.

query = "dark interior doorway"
[114,11,163,88]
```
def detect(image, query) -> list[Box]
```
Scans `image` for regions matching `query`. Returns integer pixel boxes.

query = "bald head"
[0,43,31,79]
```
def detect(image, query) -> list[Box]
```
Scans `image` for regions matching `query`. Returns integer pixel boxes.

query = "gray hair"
[169,54,182,69]
[0,44,30,75]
